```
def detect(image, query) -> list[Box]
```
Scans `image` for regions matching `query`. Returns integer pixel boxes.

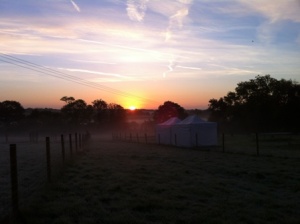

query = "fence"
[112,132,156,144]
[113,131,300,158]
[219,132,300,157]
[0,131,90,223]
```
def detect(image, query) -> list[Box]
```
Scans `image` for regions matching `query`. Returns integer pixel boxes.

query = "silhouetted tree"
[61,99,90,125]
[107,103,126,125]
[208,75,300,132]
[153,101,187,123]
[92,99,108,124]
[28,109,61,123]
[0,100,25,125]
[60,96,75,104]
[26,108,62,131]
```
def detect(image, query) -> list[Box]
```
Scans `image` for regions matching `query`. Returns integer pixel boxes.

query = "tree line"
[1,75,299,133]
[59,96,126,126]
[151,75,300,133]
[208,75,300,132]
[0,97,127,131]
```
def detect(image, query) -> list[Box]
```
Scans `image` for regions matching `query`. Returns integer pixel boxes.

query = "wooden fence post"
[256,133,259,156]
[5,132,8,143]
[79,133,82,150]
[61,134,65,163]
[83,133,87,146]
[46,137,51,182]
[10,144,19,218]
[222,133,225,153]
[69,134,73,157]
[75,133,78,152]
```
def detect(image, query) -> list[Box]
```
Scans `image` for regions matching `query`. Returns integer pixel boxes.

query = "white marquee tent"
[156,117,181,145]
[171,115,218,147]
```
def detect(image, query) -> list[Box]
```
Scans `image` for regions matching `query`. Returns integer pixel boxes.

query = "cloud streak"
[165,8,188,41]
[70,0,81,12]
[126,0,148,22]
[163,58,177,78]
[236,0,300,44]
[239,0,300,23]
[57,67,136,82]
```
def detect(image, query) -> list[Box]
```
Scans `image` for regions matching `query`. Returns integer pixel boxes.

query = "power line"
[0,53,141,98]
[0,54,130,97]
[0,53,159,105]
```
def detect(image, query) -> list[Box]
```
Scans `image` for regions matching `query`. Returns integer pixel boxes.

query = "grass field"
[20,134,300,223]
[0,134,76,221]
[220,133,300,158]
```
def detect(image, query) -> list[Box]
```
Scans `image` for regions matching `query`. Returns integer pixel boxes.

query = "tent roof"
[178,115,206,124]
[158,117,181,126]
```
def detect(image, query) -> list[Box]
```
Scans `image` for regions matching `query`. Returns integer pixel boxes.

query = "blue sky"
[0,0,300,109]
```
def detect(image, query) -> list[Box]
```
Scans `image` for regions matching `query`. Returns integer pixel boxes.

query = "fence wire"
[0,132,89,220]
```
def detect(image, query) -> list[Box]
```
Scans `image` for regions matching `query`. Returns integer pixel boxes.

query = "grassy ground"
[0,140,65,220]
[23,135,300,224]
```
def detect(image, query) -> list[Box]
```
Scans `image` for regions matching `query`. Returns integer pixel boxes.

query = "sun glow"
[120,95,143,110]
[129,105,136,111]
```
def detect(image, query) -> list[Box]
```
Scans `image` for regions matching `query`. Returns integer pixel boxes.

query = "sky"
[0,0,300,110]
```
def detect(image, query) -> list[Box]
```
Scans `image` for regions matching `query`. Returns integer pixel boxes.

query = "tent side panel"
[195,123,218,146]
[156,126,173,145]
[172,125,192,147]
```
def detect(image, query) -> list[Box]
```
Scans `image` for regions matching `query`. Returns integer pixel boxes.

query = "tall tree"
[92,99,108,124]
[92,99,108,110]
[107,103,126,125]
[153,101,187,123]
[61,99,90,124]
[0,100,25,124]
[208,75,300,132]
[60,96,75,104]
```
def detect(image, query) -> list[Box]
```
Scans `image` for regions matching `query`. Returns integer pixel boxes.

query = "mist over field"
[1,121,300,223]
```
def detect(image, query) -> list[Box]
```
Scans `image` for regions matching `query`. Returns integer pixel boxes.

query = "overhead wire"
[0,53,130,97]
[0,53,159,105]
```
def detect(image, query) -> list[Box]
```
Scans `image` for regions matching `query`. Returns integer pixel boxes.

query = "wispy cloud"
[163,57,178,78]
[164,0,193,42]
[209,63,258,76]
[177,65,202,70]
[70,0,81,12]
[57,67,136,82]
[71,59,116,65]
[126,0,148,22]
[0,0,299,83]
[239,0,300,23]
[237,0,300,43]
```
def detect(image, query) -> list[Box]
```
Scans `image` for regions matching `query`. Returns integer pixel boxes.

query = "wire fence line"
[112,132,156,144]
[0,131,91,223]
[1,130,298,222]
[113,131,300,158]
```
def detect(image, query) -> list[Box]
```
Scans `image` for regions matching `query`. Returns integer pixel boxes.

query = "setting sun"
[129,106,136,111]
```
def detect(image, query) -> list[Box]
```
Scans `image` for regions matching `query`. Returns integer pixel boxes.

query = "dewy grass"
[24,136,300,224]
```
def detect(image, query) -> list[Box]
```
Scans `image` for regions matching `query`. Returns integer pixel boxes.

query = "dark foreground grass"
[24,135,300,224]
